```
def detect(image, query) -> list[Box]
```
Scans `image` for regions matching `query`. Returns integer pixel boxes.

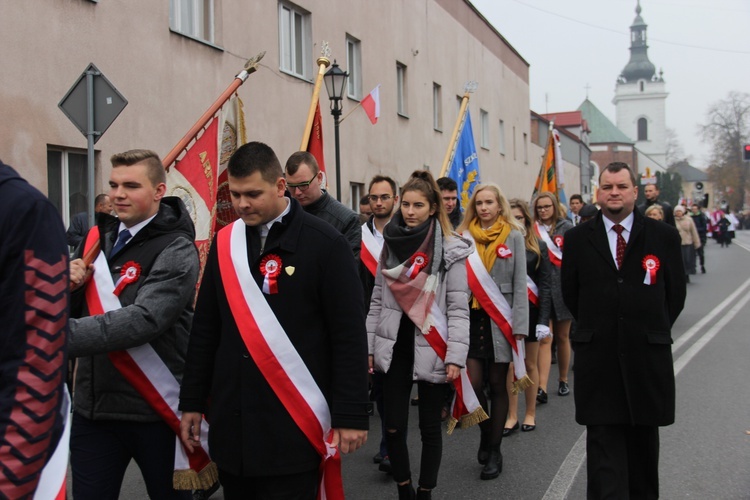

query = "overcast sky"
[471,0,750,167]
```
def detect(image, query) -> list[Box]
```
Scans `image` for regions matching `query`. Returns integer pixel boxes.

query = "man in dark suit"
[179,142,370,499]
[561,162,686,499]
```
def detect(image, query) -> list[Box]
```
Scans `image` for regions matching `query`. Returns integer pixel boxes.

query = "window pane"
[68,152,89,222]
[47,150,63,216]
[498,120,506,154]
[280,7,291,71]
[294,12,303,75]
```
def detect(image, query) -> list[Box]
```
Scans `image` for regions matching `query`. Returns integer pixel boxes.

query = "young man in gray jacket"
[68,150,199,500]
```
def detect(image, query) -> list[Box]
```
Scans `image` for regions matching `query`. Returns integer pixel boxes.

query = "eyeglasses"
[536,204,554,211]
[368,194,392,202]
[286,173,318,192]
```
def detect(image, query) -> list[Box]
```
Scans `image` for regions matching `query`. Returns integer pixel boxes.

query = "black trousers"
[586,424,660,500]
[218,468,319,500]
[70,413,191,500]
[383,329,446,489]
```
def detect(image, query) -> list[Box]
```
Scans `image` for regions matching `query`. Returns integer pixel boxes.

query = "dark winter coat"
[526,241,553,335]
[303,190,362,259]
[70,197,199,422]
[561,210,686,426]
[178,198,370,477]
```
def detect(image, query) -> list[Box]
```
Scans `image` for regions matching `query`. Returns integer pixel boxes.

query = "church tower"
[613,1,668,168]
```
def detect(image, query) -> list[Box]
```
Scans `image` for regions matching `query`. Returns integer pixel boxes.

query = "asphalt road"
[79,230,750,499]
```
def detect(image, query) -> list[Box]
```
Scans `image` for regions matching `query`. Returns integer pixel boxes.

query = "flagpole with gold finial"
[439,81,478,178]
[300,42,331,150]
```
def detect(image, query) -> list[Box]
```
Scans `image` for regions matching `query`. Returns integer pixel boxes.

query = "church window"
[639,81,644,92]
[638,118,648,141]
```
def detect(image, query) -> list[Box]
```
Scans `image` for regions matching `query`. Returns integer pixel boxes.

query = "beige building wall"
[1,0,533,224]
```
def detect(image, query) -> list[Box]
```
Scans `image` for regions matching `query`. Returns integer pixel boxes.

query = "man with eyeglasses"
[284,151,361,259]
[359,175,399,474]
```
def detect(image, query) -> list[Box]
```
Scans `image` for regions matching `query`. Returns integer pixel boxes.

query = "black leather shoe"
[480,446,502,480]
[373,452,383,464]
[379,456,392,474]
[502,421,519,437]
[536,388,548,404]
[558,381,570,396]
[521,423,536,432]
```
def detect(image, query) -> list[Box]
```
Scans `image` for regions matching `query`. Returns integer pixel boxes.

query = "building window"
[523,132,528,164]
[512,126,517,160]
[480,109,489,150]
[170,0,214,43]
[346,35,362,100]
[639,80,645,92]
[279,2,311,79]
[47,148,90,227]
[638,117,648,141]
[433,83,442,131]
[498,120,506,155]
[396,62,407,116]
[350,182,364,212]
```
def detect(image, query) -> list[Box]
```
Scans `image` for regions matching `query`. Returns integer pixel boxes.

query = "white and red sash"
[534,222,563,268]
[526,276,539,307]
[217,220,343,500]
[381,259,488,434]
[361,223,382,277]
[82,228,216,490]
[33,388,70,500]
[463,234,532,394]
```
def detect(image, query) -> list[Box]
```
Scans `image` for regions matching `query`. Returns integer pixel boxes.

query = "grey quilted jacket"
[367,233,472,384]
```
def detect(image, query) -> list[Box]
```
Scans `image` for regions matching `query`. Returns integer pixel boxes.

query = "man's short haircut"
[368,175,397,195]
[570,194,584,204]
[600,161,637,186]
[227,142,283,184]
[359,195,371,206]
[436,177,458,192]
[110,149,166,186]
[285,151,319,176]
[94,193,110,206]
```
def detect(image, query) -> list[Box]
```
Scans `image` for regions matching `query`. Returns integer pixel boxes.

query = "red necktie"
[613,224,626,269]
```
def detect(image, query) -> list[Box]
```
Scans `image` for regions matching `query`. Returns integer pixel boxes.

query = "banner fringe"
[173,461,219,490]
[511,375,534,395]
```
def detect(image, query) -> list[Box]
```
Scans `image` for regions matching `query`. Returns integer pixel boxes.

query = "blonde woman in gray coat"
[457,184,528,480]
[367,171,472,500]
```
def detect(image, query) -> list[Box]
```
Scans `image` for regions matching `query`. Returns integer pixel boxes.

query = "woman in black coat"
[504,199,553,434]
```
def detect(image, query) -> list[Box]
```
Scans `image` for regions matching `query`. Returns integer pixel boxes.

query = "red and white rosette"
[113,261,141,296]
[553,234,564,250]
[405,252,429,279]
[642,254,660,285]
[496,244,512,259]
[260,254,282,294]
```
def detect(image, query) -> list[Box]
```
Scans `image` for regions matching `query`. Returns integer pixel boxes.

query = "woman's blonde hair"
[510,198,542,267]
[458,183,524,234]
[645,204,664,219]
[400,170,453,237]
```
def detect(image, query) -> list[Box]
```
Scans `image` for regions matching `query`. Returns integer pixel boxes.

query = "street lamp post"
[323,60,348,202]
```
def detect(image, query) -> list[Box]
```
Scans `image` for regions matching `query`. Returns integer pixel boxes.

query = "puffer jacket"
[367,233,472,384]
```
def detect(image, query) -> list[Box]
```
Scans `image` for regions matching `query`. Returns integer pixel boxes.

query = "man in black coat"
[179,142,370,499]
[66,193,113,249]
[561,162,686,499]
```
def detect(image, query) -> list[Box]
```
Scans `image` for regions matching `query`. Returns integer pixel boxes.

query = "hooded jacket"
[367,231,472,384]
[70,197,199,421]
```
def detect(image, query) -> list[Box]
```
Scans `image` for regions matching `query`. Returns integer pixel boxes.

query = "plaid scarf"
[381,215,488,433]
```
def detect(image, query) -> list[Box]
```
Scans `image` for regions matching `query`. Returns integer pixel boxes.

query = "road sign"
[59,63,127,143]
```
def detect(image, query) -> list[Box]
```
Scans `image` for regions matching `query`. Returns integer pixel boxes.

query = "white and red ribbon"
[113,261,141,296]
[82,228,215,489]
[259,254,282,294]
[218,220,343,500]
[463,233,530,392]
[361,223,382,277]
[33,387,70,500]
[405,252,428,279]
[496,244,512,259]
[642,254,660,285]
[534,222,562,268]
[526,276,539,307]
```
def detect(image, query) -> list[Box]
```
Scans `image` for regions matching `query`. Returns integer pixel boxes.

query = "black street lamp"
[323,60,348,201]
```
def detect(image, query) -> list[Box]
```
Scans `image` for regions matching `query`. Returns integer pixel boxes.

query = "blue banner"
[447,110,481,212]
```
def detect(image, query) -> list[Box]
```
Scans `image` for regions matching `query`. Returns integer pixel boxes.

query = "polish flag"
[361,85,380,124]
